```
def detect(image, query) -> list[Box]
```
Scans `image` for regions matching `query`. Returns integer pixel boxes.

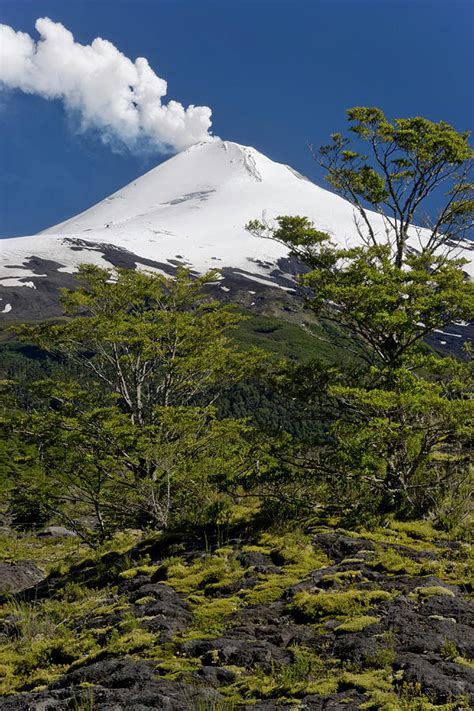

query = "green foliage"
[246,107,473,523]
[249,218,473,370]
[3,267,268,540]
[320,107,473,265]
[324,363,473,517]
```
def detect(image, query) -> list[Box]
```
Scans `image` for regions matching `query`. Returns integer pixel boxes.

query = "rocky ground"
[0,522,472,710]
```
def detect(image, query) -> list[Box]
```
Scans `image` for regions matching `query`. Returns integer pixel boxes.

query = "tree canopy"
[4,267,266,541]
[319,106,473,265]
[246,108,473,520]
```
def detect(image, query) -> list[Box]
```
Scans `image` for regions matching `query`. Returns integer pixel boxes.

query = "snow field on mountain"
[1,140,472,288]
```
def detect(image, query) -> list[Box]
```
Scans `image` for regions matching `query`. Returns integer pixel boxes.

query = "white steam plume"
[0,17,217,152]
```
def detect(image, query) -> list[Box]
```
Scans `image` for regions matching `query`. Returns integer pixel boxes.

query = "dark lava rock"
[2,527,473,709]
[0,561,45,595]
[37,526,78,538]
[422,594,474,629]
[182,635,292,672]
[397,652,474,702]
[237,550,280,573]
[300,690,367,710]
[194,664,236,685]
[52,658,157,689]
[313,533,374,562]
[0,659,225,710]
[228,602,314,648]
[215,573,258,595]
[130,582,192,640]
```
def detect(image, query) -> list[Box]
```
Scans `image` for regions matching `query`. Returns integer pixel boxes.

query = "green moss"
[367,547,439,576]
[92,601,129,617]
[16,634,97,676]
[193,597,240,632]
[160,551,244,595]
[155,656,202,679]
[304,678,340,695]
[240,532,330,605]
[364,634,396,669]
[240,577,291,605]
[241,544,271,555]
[359,689,402,711]
[343,523,442,552]
[118,567,138,579]
[118,563,159,580]
[225,647,338,701]
[363,539,471,588]
[135,595,156,606]
[334,615,380,633]
[290,589,392,621]
[388,520,447,543]
[320,570,365,585]
[0,631,99,694]
[455,657,474,670]
[438,639,474,669]
[397,682,472,710]
[410,585,455,600]
[107,628,158,654]
[136,564,160,576]
[176,596,242,641]
[276,645,335,691]
[339,669,393,693]
[0,585,126,693]
[0,531,88,576]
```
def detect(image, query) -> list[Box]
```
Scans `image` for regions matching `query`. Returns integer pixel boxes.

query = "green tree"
[319,106,473,266]
[247,108,474,521]
[317,360,473,519]
[247,218,473,370]
[248,109,473,368]
[6,266,264,541]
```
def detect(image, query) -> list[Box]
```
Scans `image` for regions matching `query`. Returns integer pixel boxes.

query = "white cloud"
[0,17,217,152]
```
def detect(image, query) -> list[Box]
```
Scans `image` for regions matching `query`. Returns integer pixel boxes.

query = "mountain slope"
[0,140,472,351]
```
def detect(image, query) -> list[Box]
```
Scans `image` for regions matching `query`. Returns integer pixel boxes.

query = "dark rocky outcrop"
[0,561,45,596]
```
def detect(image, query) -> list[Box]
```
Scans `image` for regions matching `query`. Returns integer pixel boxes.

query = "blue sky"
[0,0,473,237]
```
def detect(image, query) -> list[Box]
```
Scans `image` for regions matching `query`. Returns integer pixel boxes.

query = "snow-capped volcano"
[0,140,389,288]
[0,140,472,351]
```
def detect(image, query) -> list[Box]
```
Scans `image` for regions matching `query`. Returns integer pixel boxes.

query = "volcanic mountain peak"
[0,139,375,293]
[0,139,472,358]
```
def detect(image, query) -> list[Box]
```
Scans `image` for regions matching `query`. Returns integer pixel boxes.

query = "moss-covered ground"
[0,518,472,709]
